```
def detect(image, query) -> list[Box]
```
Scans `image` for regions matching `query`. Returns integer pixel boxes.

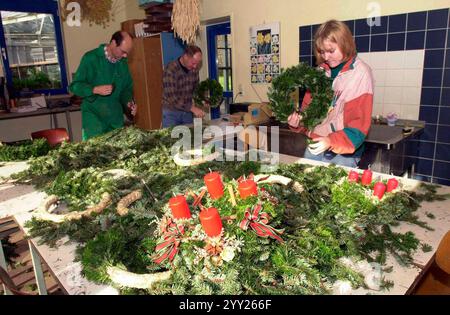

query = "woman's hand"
[288,112,302,128]
[308,136,331,155]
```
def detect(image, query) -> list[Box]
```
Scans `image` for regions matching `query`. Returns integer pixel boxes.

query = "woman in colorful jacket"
[288,20,374,168]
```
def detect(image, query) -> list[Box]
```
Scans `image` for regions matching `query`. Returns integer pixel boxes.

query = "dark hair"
[184,45,202,57]
[110,31,132,46]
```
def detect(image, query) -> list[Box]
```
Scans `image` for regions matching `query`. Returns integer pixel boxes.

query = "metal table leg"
[65,110,73,142]
[28,240,48,295]
[0,239,12,295]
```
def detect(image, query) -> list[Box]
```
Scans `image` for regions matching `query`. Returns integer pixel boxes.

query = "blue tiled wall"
[299,8,450,185]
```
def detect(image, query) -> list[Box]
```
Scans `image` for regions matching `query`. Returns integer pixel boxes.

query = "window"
[207,22,233,116]
[0,0,68,95]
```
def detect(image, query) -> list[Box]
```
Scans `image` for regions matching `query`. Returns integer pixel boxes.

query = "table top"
[365,124,423,146]
[1,157,449,295]
[207,117,425,148]
[0,105,81,121]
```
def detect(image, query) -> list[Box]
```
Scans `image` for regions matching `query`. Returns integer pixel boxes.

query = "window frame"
[206,22,233,100]
[0,0,68,95]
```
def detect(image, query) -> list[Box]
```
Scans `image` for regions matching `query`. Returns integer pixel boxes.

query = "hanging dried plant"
[171,0,200,44]
[60,0,115,28]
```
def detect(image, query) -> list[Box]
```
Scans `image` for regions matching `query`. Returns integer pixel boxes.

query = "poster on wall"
[250,22,280,84]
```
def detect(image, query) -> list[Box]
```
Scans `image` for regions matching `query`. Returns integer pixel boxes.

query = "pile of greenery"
[13,68,57,90]
[0,138,51,161]
[6,126,446,294]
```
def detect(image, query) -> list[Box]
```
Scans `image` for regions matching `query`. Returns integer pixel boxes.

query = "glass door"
[0,0,68,95]
[207,22,232,117]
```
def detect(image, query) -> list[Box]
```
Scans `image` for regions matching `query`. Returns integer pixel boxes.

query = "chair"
[408,231,450,295]
[0,266,36,295]
[31,128,69,147]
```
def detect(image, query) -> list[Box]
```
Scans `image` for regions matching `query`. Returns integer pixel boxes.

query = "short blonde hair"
[313,20,356,65]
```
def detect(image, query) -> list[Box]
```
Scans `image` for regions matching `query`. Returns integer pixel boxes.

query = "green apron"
[70,44,133,140]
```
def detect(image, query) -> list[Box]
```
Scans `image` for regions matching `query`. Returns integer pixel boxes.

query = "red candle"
[204,172,224,200]
[348,171,359,183]
[386,178,399,192]
[373,182,386,199]
[199,207,223,237]
[238,179,258,199]
[361,170,373,186]
[169,195,191,219]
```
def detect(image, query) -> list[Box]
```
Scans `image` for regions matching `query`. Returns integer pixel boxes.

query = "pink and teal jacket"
[291,56,374,155]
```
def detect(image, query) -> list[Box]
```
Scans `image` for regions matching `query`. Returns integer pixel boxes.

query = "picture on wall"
[250,22,280,84]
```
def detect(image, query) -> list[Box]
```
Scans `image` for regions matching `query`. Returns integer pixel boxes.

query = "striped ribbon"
[153,218,185,264]
[239,204,284,243]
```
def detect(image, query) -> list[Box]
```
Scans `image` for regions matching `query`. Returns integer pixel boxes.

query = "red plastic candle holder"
[204,172,224,200]
[169,195,191,219]
[199,207,223,237]
[238,179,258,199]
[386,178,399,192]
[373,182,386,199]
[361,170,373,186]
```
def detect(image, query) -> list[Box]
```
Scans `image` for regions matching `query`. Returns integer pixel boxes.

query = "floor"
[0,216,64,295]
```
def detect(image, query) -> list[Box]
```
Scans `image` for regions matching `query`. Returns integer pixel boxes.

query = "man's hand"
[127,101,137,116]
[191,105,205,118]
[93,85,114,96]
[288,112,302,128]
[308,136,331,155]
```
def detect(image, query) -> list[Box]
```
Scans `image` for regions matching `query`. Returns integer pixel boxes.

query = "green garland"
[0,138,51,161]
[10,127,448,295]
[193,79,223,109]
[268,63,333,129]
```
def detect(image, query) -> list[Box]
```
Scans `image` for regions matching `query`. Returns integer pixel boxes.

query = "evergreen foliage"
[9,126,446,294]
[268,63,333,128]
[193,79,224,109]
[0,138,50,161]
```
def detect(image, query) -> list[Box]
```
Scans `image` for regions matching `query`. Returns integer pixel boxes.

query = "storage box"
[242,103,272,126]
[229,112,246,123]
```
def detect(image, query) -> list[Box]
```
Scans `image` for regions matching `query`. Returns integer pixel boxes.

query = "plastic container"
[386,113,398,127]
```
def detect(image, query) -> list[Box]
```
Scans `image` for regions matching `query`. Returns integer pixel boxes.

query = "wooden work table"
[0,157,449,295]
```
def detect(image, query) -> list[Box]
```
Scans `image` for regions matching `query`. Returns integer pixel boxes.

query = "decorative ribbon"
[239,204,284,243]
[153,217,185,264]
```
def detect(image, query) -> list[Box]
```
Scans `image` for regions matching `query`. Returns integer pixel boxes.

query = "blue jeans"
[303,148,360,168]
[162,109,194,128]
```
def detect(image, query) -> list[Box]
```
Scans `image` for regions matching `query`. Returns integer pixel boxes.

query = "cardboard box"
[243,103,272,126]
[229,112,246,123]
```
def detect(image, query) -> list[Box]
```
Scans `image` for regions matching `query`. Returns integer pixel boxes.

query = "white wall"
[0,111,82,143]
[359,50,424,120]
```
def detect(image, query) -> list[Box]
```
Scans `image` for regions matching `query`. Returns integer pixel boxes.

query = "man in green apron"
[70,31,136,140]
